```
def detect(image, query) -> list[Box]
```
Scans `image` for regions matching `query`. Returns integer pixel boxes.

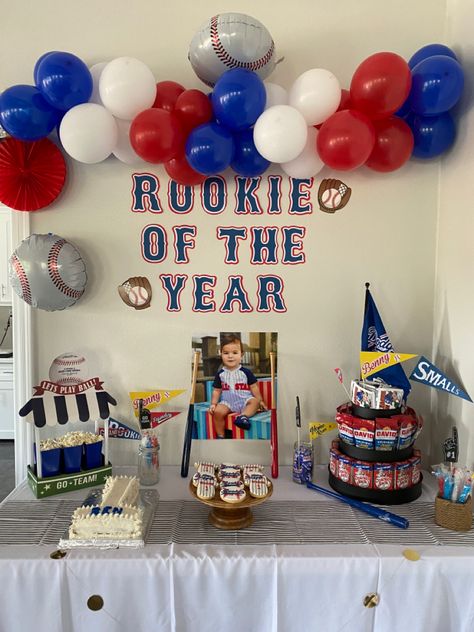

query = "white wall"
[434,0,474,465]
[1,0,447,466]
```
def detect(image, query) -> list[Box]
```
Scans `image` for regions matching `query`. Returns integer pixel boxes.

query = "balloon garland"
[0,12,465,211]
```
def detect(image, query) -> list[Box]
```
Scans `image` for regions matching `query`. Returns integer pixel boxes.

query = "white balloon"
[99,57,156,120]
[281,127,325,178]
[289,68,341,126]
[113,118,142,165]
[264,82,288,109]
[59,103,118,164]
[253,105,308,163]
[89,62,108,105]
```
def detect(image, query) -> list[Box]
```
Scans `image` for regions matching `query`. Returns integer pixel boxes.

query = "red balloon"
[153,81,185,111]
[366,117,414,172]
[130,109,185,163]
[165,154,206,186]
[174,89,213,134]
[338,89,352,112]
[315,89,353,129]
[350,52,411,119]
[317,110,376,171]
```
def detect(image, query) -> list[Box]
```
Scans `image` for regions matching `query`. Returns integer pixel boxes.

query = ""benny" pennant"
[409,357,472,402]
[129,389,185,414]
[360,352,417,379]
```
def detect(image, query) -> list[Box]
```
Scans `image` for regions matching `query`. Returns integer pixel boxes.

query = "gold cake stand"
[189,479,273,530]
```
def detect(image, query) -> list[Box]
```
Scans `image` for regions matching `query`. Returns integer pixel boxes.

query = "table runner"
[1,498,473,546]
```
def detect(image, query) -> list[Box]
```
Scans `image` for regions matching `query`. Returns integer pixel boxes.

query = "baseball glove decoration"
[318,178,352,214]
[118,276,152,310]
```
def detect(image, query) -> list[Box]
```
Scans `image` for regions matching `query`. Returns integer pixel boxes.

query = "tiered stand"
[329,404,423,505]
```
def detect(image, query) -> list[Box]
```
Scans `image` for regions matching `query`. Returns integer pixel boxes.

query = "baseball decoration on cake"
[188,12,277,87]
[49,353,88,386]
[9,233,87,311]
[318,178,352,213]
[118,276,152,310]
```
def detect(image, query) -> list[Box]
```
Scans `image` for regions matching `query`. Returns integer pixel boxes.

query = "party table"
[0,466,473,632]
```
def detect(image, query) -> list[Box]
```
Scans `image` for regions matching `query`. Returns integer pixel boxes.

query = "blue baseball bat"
[306,482,409,529]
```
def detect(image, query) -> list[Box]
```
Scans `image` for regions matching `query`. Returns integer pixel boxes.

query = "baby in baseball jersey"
[209,336,264,437]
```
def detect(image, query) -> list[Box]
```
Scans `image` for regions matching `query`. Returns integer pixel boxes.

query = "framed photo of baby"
[191,332,278,441]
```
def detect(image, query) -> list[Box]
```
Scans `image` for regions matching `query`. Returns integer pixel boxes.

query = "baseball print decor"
[9,233,87,311]
[118,276,152,310]
[188,12,277,87]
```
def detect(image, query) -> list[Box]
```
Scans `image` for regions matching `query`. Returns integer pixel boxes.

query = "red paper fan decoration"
[0,137,66,211]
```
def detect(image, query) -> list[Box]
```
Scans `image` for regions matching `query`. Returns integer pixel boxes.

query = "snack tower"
[329,379,423,504]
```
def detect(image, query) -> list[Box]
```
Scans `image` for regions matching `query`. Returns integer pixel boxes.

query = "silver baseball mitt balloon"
[9,233,87,311]
[188,13,277,87]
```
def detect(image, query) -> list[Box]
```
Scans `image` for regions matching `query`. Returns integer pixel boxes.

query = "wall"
[1,0,446,466]
[434,0,474,465]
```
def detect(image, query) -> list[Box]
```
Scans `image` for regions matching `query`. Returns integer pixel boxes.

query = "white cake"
[68,475,143,540]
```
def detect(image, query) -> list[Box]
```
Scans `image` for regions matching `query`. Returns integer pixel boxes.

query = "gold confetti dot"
[363,593,379,608]
[87,595,104,611]
[50,549,67,560]
[402,548,421,562]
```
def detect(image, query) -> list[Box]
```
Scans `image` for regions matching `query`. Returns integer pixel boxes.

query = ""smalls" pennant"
[409,357,472,402]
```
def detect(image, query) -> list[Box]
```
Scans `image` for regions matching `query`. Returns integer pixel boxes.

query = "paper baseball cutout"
[49,353,88,386]
[118,276,152,310]
[188,13,276,87]
[318,178,352,213]
[9,233,87,311]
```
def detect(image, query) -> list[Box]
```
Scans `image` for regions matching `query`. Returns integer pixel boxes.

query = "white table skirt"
[0,467,473,632]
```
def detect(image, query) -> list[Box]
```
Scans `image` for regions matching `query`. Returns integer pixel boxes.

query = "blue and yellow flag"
[361,284,411,400]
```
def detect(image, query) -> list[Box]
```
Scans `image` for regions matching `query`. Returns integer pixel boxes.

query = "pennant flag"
[334,368,343,384]
[150,411,180,427]
[129,389,185,414]
[309,422,337,440]
[98,418,141,440]
[361,285,411,400]
[360,352,417,379]
[409,357,472,402]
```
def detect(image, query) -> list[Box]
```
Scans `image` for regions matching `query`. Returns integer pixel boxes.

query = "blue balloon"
[408,44,457,70]
[35,51,92,111]
[186,122,235,175]
[212,69,266,132]
[0,84,61,141]
[408,55,464,116]
[406,112,456,159]
[33,51,60,85]
[231,129,270,176]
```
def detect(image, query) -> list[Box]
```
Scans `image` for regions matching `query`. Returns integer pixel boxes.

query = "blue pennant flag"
[98,418,141,440]
[361,285,411,400]
[409,357,472,402]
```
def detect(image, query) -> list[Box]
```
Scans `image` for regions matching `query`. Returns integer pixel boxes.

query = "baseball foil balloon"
[188,13,277,87]
[9,234,87,311]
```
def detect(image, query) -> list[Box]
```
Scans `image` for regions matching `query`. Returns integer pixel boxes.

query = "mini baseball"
[49,353,88,386]
[128,285,149,307]
[321,188,342,209]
